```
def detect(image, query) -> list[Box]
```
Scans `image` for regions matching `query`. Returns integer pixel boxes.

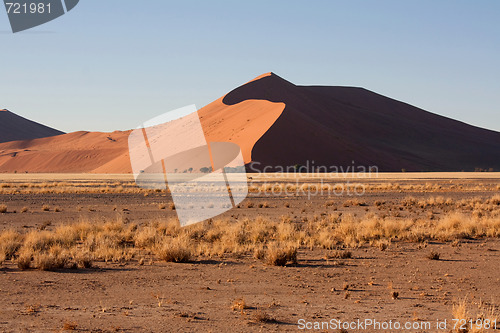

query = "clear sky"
[1,0,499,133]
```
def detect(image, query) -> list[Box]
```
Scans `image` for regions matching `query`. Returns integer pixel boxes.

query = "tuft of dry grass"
[330,249,352,259]
[33,250,69,271]
[155,239,191,263]
[0,204,7,213]
[265,242,297,266]
[21,207,28,213]
[427,251,440,260]
[62,321,78,331]
[451,297,499,333]
[258,202,269,208]
[253,310,276,323]
[0,230,23,260]
[231,298,248,311]
[42,205,50,212]
[17,250,32,270]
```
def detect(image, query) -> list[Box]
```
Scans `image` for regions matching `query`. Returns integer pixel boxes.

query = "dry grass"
[452,298,499,333]
[0,207,498,269]
[0,204,7,213]
[265,242,297,266]
[427,251,440,260]
[155,239,191,263]
[253,310,276,323]
[62,321,78,331]
[329,249,353,259]
[231,298,248,311]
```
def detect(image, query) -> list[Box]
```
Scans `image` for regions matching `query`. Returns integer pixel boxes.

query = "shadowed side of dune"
[0,109,65,143]
[222,73,500,172]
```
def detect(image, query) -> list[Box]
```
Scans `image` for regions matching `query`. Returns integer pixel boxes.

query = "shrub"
[0,230,22,260]
[231,298,248,311]
[17,250,32,270]
[33,250,69,271]
[330,249,352,259]
[427,251,440,260]
[253,310,276,323]
[265,242,297,266]
[155,239,191,263]
[0,205,7,213]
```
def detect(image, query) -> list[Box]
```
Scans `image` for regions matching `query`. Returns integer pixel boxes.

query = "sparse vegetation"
[0,204,7,213]
[265,242,297,266]
[253,310,276,323]
[231,298,248,311]
[155,239,191,263]
[0,206,498,270]
[427,251,441,260]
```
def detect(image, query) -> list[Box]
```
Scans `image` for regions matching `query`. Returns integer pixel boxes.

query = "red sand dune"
[1,73,499,173]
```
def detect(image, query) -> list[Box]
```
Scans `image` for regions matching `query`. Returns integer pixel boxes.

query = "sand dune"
[1,73,499,173]
[224,73,500,172]
[0,109,64,143]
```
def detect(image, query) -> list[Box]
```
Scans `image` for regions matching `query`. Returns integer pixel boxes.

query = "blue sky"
[1,0,499,133]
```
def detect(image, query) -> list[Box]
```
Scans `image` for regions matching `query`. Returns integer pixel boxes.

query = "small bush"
[42,205,50,212]
[330,250,352,259]
[253,310,276,323]
[62,321,78,331]
[231,298,248,311]
[427,251,440,260]
[258,202,269,208]
[17,251,32,270]
[265,242,297,266]
[33,251,69,271]
[75,252,93,268]
[0,205,7,213]
[156,239,191,263]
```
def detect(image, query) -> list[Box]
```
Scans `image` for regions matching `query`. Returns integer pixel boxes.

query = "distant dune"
[0,109,64,143]
[1,73,499,173]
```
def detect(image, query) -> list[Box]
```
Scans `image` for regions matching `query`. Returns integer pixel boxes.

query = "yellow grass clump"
[0,209,498,270]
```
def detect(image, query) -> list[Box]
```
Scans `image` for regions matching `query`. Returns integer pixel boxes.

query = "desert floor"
[0,173,499,332]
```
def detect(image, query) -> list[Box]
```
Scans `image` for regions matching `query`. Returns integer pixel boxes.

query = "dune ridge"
[1,73,499,173]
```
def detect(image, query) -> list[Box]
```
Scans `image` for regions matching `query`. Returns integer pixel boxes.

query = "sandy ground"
[0,173,499,332]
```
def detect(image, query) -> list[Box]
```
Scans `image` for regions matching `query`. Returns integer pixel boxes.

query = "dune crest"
[1,72,500,173]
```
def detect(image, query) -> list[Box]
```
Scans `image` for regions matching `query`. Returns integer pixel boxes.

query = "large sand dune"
[224,73,500,172]
[1,73,499,173]
[0,109,64,143]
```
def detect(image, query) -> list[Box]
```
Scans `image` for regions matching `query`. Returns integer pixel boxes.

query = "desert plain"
[0,173,499,332]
